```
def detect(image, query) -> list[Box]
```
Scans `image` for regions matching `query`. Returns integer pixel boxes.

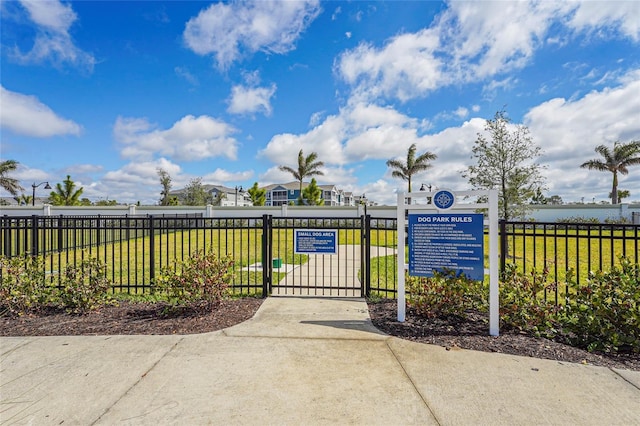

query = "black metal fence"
[1,215,638,302]
[0,215,267,295]
[500,220,639,303]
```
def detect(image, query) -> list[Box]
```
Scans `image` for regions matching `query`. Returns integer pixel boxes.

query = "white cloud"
[568,1,640,41]
[202,168,254,184]
[261,102,442,168]
[309,111,325,127]
[335,1,640,104]
[525,69,640,158]
[454,107,469,119]
[183,0,321,69]
[98,159,182,204]
[227,83,276,116]
[113,115,239,162]
[14,0,95,72]
[524,69,640,200]
[175,66,199,86]
[335,28,443,102]
[259,113,348,166]
[259,166,298,185]
[331,6,341,21]
[0,86,82,137]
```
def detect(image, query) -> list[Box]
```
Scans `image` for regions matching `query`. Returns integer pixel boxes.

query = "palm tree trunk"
[612,171,618,204]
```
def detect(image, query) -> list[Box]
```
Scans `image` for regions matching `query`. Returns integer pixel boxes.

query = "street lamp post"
[235,185,243,207]
[361,193,367,216]
[31,182,52,206]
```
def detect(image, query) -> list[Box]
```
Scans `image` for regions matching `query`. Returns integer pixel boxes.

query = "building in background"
[262,181,355,206]
[169,184,252,207]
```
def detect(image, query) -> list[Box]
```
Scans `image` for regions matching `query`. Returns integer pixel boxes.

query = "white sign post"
[397,189,499,336]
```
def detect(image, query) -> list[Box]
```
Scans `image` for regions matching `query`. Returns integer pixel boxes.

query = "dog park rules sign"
[408,213,484,281]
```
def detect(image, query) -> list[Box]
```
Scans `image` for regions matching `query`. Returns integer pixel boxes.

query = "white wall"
[526,204,640,223]
[2,203,639,223]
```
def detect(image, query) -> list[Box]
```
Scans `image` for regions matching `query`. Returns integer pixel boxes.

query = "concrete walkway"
[1,297,639,425]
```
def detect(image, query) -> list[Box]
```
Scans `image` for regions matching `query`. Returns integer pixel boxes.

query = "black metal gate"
[262,216,369,297]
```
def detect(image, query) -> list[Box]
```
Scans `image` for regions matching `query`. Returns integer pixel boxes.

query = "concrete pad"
[2,296,638,426]
[613,368,640,390]
[386,337,640,425]
[0,335,182,425]
[224,297,387,340]
[95,335,437,425]
[0,337,28,355]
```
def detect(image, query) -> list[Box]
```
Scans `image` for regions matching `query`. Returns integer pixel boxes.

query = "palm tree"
[49,175,84,206]
[386,143,437,192]
[580,141,640,204]
[279,149,324,204]
[13,193,33,205]
[0,159,24,196]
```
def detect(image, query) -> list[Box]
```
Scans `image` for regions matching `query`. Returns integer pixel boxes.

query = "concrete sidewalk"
[1,297,639,425]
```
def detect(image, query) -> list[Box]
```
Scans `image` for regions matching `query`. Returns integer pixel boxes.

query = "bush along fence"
[1,215,638,301]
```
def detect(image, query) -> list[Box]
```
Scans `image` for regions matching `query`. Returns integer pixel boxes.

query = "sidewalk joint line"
[89,337,184,425]
[384,339,442,425]
[609,367,640,392]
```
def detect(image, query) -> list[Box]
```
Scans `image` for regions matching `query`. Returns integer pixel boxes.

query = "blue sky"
[1,0,639,205]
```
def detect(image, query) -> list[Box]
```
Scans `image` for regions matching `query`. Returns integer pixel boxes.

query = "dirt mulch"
[0,298,263,336]
[367,299,640,371]
[2,297,638,371]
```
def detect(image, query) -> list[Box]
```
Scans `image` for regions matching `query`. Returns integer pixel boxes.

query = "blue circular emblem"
[433,190,455,210]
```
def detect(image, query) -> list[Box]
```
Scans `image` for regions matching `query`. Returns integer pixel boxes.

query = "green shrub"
[560,257,640,353]
[557,216,600,224]
[57,256,112,313]
[155,249,234,307]
[0,255,51,315]
[499,264,561,337]
[406,270,486,319]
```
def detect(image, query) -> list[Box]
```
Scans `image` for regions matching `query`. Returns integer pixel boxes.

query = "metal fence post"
[261,214,272,297]
[362,214,372,297]
[149,216,155,287]
[30,215,39,257]
[499,219,506,276]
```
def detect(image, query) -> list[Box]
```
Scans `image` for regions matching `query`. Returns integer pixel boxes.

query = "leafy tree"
[157,167,172,206]
[80,198,92,206]
[183,177,213,206]
[547,195,563,205]
[530,188,547,205]
[49,175,84,206]
[95,199,118,206]
[386,143,437,192]
[301,178,324,205]
[247,182,266,206]
[211,190,225,207]
[0,159,23,196]
[580,141,640,204]
[464,110,546,220]
[13,193,32,205]
[279,149,324,204]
